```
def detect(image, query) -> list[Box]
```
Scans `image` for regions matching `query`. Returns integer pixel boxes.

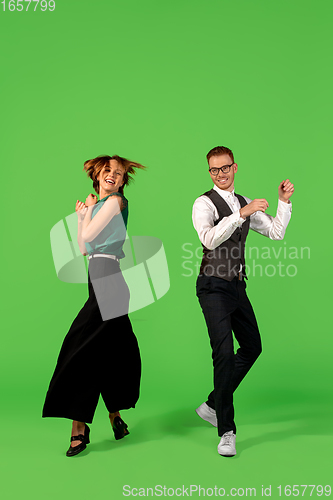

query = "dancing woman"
[42,154,146,456]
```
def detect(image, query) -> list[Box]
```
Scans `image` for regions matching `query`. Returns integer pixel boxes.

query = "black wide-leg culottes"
[42,257,141,423]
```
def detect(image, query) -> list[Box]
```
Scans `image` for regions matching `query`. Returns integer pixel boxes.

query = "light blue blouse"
[85,192,128,258]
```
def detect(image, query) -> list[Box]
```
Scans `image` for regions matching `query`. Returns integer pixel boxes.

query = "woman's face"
[98,160,125,194]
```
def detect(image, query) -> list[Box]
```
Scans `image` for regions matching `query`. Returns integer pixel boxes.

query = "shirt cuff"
[232,209,246,227]
[278,199,292,212]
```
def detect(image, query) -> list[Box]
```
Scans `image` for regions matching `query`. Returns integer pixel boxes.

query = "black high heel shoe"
[66,424,90,457]
[112,416,130,440]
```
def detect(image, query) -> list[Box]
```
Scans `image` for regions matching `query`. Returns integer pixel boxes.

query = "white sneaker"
[218,431,236,456]
[195,402,217,427]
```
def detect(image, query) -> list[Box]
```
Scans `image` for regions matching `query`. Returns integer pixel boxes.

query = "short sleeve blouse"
[84,192,128,258]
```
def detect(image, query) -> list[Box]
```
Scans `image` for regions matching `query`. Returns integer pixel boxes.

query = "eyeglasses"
[208,164,234,175]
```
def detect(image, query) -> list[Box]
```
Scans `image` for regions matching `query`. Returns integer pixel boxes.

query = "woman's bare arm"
[78,221,88,255]
[76,201,89,255]
[81,195,123,243]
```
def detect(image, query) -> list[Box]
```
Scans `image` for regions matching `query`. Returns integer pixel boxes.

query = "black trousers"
[42,257,141,423]
[196,274,262,436]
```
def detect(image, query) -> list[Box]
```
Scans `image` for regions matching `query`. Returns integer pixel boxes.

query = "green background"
[1,0,332,498]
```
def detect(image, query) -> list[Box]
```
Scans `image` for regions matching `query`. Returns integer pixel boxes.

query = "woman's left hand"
[85,193,98,206]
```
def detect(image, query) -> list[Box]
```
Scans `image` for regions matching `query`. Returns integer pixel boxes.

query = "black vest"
[199,189,250,280]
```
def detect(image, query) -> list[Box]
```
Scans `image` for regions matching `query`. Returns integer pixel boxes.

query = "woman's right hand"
[76,200,88,221]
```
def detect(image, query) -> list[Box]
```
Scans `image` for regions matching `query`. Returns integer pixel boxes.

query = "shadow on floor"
[87,390,333,456]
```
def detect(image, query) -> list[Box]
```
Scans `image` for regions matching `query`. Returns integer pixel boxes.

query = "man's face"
[208,154,238,192]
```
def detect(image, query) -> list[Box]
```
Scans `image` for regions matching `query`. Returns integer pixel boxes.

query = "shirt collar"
[213,184,235,200]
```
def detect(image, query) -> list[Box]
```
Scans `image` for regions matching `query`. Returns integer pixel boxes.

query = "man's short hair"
[206,146,234,164]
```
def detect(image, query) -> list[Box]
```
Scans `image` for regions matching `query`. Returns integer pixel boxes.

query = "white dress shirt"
[192,184,292,251]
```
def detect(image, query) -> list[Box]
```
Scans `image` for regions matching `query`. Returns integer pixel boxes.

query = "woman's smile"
[105,178,116,185]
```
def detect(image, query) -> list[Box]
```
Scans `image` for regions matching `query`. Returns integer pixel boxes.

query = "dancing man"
[192,146,294,456]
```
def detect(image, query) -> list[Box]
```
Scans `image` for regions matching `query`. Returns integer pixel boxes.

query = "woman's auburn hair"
[83,154,146,195]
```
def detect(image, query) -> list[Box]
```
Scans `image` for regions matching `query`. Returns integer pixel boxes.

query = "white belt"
[88,253,119,262]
